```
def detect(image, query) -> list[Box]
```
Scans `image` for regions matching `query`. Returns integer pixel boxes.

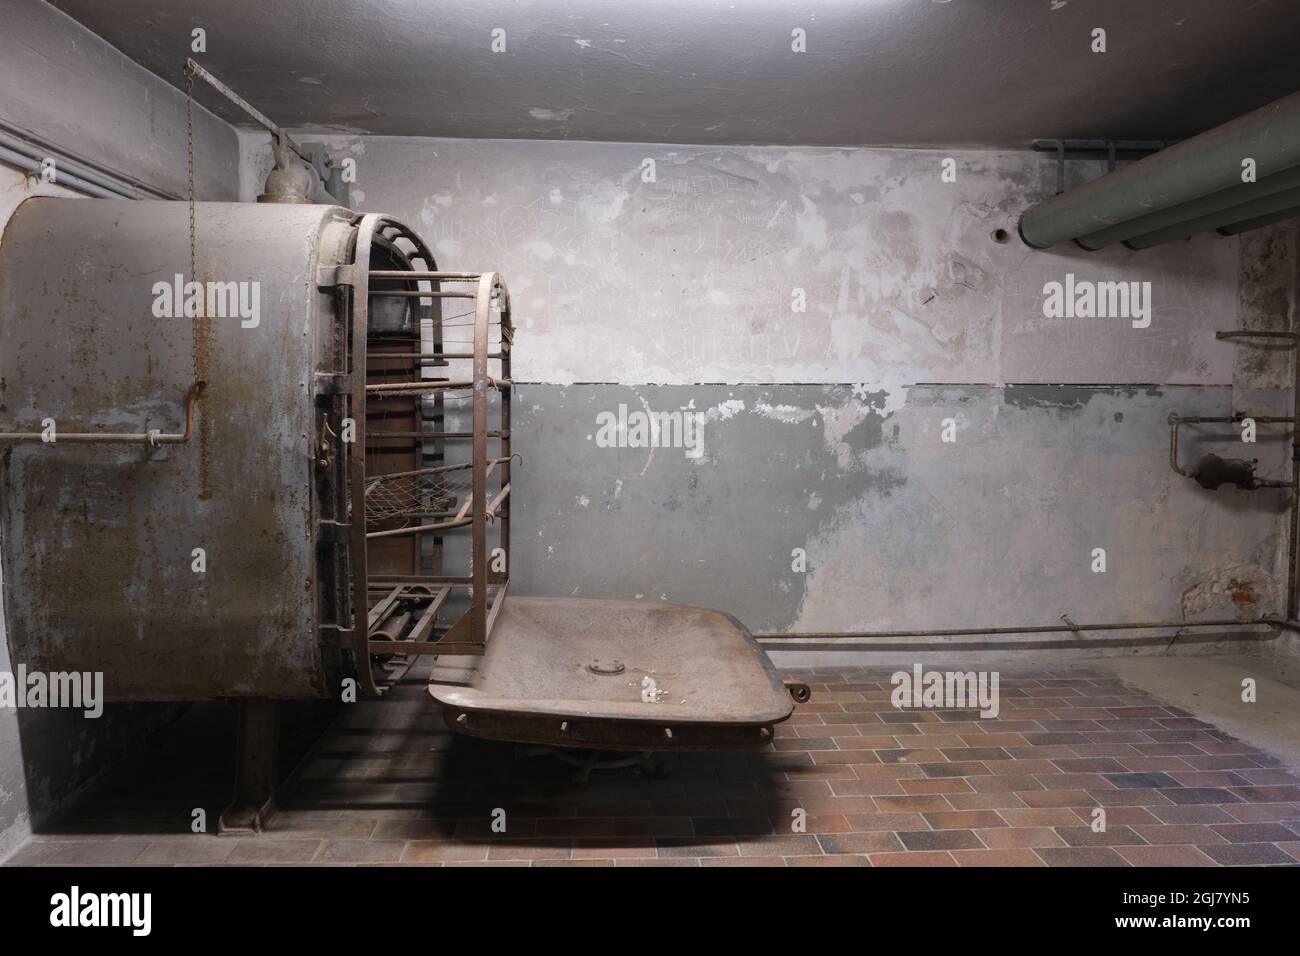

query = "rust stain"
[1229,579,1258,609]
[196,269,213,501]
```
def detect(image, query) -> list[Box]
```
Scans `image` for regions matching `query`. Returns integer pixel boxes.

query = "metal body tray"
[429,597,793,751]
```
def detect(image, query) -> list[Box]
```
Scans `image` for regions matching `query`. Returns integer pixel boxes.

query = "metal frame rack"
[346,215,514,696]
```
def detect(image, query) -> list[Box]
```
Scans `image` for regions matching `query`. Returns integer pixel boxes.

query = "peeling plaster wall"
[507,383,1289,634]
[286,134,1298,646]
[298,136,1249,392]
[0,1,241,858]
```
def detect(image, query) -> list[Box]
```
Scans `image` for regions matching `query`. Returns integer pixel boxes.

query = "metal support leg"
[218,699,278,834]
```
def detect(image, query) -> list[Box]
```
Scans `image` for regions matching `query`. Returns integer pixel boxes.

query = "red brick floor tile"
[1131,824,1225,845]
[1034,846,1130,866]
[1115,845,1218,866]
[868,851,956,867]
[1018,789,1096,808]
[844,812,927,831]
[1198,843,1295,865]
[401,841,490,863]
[1223,802,1300,822]
[922,810,1007,830]
[968,774,1044,792]
[1148,804,1238,824]
[945,792,1028,811]
[897,829,983,851]
[899,778,973,795]
[228,838,325,864]
[570,841,657,860]
[656,840,738,858]
[952,848,1045,866]
[816,831,904,854]
[1068,805,1160,826]
[978,825,1066,848]
[701,856,786,866]
[1210,823,1299,844]
[872,794,953,813]
[316,839,404,863]
[786,854,870,866]
[737,834,822,856]
[1054,826,1147,847]
[998,807,1085,827]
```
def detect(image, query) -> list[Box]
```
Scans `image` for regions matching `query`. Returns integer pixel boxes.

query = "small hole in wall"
[990,227,1010,243]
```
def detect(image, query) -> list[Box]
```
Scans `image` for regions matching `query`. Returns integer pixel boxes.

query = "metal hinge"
[314,371,351,395]
[317,519,350,545]
[316,263,358,288]
[318,624,354,647]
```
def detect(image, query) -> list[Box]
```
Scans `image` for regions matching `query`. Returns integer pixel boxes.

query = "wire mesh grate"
[364,465,471,525]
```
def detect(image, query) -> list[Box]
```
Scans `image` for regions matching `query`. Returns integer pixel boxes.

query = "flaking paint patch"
[1003,384,1164,411]
[1182,565,1278,619]
[754,402,816,423]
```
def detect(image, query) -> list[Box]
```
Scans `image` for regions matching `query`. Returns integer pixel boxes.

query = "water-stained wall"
[266,135,1295,637]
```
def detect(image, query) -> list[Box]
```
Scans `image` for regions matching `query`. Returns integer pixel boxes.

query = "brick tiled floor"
[7,663,1300,866]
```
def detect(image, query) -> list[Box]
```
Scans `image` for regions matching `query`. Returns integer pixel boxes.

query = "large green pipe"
[1075,164,1300,250]
[1123,183,1300,249]
[1019,89,1300,250]
[1217,202,1300,237]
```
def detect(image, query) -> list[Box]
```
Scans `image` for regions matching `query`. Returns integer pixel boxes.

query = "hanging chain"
[184,62,211,497]
[185,63,200,388]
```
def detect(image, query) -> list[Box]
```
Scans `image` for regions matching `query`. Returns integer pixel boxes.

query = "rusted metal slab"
[429,597,793,751]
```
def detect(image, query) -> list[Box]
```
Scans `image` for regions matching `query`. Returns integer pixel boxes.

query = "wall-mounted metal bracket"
[1031,139,1173,196]
[1215,330,1300,343]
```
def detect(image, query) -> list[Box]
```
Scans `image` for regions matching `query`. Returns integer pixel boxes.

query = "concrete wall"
[268,134,1296,638]
[0,0,240,857]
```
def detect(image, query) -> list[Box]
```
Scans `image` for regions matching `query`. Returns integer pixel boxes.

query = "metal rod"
[407,588,451,643]
[500,276,513,594]
[1216,330,1300,341]
[365,378,511,393]
[363,430,508,441]
[348,215,382,697]
[0,383,204,444]
[1169,414,1294,477]
[367,457,511,481]
[470,274,493,644]
[371,609,413,644]
[184,58,311,165]
[1289,334,1300,619]
[368,352,503,360]
[366,640,484,656]
[485,483,510,519]
[0,145,130,199]
[755,617,1281,641]
[366,587,403,633]
[365,516,471,540]
[367,290,476,299]
[0,118,177,200]
[369,270,482,280]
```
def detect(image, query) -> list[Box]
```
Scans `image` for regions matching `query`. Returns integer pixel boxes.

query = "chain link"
[184,63,210,497]
[185,64,199,386]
